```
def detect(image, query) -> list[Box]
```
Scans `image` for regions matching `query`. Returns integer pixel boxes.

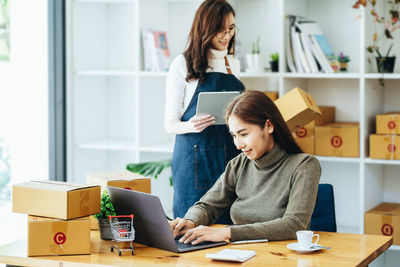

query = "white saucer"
[287,243,322,253]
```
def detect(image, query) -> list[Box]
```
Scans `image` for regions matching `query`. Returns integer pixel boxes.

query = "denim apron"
[171,57,244,224]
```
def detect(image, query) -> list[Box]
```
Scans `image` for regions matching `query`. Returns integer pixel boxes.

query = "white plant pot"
[245,53,265,72]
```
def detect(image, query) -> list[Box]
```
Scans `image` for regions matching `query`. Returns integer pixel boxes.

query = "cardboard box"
[274,87,322,132]
[293,106,335,154]
[376,112,400,134]
[86,170,151,193]
[370,134,400,160]
[13,180,100,220]
[365,203,400,245]
[315,122,359,157]
[264,91,279,101]
[28,215,90,256]
[87,171,151,230]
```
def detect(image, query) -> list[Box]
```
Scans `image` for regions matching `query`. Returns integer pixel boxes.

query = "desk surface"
[0,231,392,267]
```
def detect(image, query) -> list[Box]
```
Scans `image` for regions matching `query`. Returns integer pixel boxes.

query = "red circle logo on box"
[54,232,66,245]
[295,127,307,138]
[387,144,396,153]
[331,136,343,148]
[388,120,396,129]
[124,187,132,190]
[381,224,394,236]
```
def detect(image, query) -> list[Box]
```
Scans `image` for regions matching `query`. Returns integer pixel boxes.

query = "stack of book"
[286,15,339,74]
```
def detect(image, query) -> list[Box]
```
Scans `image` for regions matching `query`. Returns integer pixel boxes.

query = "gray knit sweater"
[184,144,321,241]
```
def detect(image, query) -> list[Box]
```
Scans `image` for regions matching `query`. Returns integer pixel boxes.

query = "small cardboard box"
[365,203,400,245]
[87,171,151,230]
[376,112,400,134]
[28,215,90,256]
[293,106,335,154]
[264,91,279,101]
[274,87,322,132]
[315,122,359,157]
[13,180,100,220]
[370,134,400,160]
[86,170,151,193]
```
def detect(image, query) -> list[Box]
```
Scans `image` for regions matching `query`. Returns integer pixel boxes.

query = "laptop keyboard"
[175,239,219,250]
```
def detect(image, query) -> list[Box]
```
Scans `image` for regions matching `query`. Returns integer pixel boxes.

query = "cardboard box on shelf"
[376,112,400,134]
[264,91,279,101]
[12,180,100,220]
[274,87,321,132]
[87,171,151,230]
[315,122,359,157]
[365,202,400,245]
[293,106,335,154]
[28,215,90,256]
[369,134,400,160]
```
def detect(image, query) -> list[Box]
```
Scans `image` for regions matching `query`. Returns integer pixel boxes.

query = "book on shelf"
[287,15,339,73]
[285,16,297,72]
[142,29,171,72]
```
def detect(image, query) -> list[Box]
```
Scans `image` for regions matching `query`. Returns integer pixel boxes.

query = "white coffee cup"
[296,230,319,249]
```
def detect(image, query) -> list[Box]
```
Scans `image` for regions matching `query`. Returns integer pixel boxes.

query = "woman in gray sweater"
[169,90,321,244]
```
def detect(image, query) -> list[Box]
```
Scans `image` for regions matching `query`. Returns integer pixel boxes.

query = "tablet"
[196,91,240,125]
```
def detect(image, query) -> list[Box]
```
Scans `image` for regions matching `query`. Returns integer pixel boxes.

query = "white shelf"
[364,158,400,165]
[365,73,400,79]
[315,156,360,163]
[75,70,136,76]
[283,72,361,79]
[77,139,136,151]
[138,71,168,77]
[140,141,174,153]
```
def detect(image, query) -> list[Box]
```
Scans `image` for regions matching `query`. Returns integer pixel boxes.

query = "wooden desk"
[0,231,392,267]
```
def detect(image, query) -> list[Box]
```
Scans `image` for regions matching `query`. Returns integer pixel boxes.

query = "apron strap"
[224,56,232,74]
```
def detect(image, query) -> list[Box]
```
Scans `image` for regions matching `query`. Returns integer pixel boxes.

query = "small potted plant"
[337,52,350,71]
[245,35,265,72]
[269,52,279,72]
[94,190,116,240]
[353,0,399,74]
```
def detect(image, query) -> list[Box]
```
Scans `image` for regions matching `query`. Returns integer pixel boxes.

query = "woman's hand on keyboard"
[179,225,231,245]
[169,217,195,238]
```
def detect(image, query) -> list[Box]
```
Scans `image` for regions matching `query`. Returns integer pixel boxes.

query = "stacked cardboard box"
[12,180,100,256]
[365,202,400,245]
[293,106,335,154]
[315,122,360,157]
[264,91,278,101]
[86,170,151,230]
[370,112,400,160]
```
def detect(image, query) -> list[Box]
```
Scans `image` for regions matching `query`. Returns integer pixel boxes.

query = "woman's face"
[211,13,235,51]
[228,115,275,160]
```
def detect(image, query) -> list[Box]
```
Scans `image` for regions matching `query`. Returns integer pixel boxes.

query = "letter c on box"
[54,232,67,245]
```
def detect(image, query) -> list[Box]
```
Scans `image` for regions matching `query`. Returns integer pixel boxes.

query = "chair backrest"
[310,183,337,232]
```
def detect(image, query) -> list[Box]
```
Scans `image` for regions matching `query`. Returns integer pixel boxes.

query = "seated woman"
[169,90,321,244]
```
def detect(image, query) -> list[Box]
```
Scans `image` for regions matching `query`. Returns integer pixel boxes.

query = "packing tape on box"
[50,220,68,255]
[80,189,89,216]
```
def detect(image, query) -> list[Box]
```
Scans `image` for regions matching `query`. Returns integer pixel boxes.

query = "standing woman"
[165,0,244,223]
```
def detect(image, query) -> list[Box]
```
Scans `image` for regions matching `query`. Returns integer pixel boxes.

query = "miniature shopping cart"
[109,215,135,256]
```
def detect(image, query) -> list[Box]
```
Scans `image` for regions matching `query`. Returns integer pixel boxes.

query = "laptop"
[196,91,240,125]
[107,186,227,253]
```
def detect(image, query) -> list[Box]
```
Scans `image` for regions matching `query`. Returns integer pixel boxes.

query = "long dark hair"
[183,0,236,83]
[225,90,303,154]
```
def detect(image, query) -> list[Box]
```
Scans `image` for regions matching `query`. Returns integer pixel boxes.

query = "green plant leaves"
[94,190,116,220]
[126,159,173,185]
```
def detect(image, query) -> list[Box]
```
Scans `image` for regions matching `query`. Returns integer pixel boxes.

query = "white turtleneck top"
[164,49,241,135]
